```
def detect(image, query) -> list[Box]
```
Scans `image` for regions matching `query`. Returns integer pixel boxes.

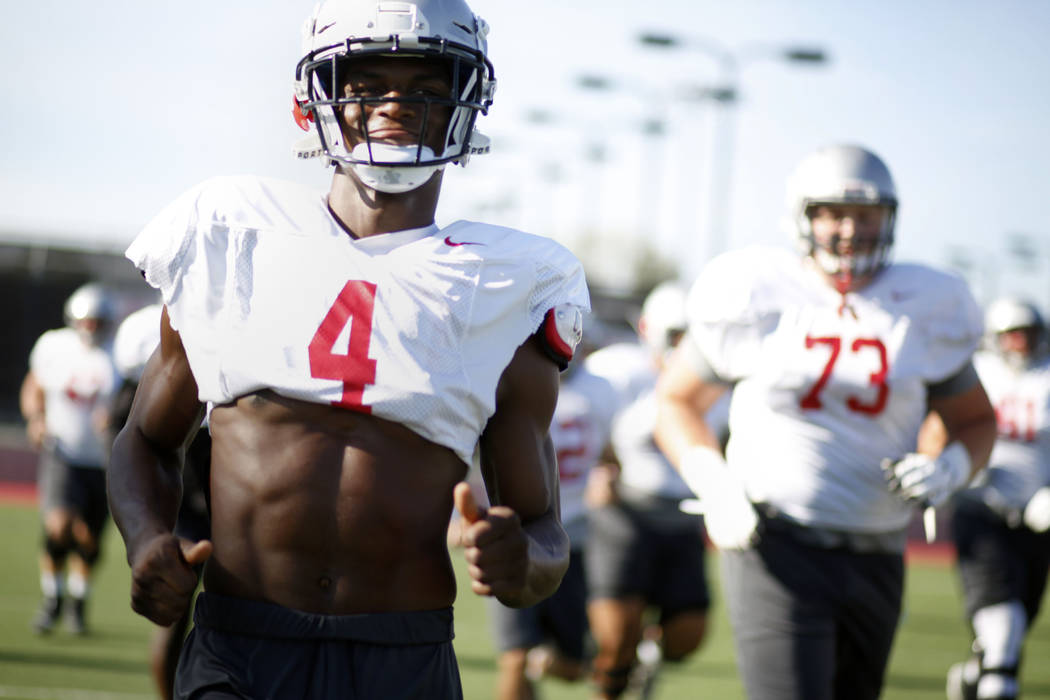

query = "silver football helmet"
[639,281,689,358]
[787,144,898,292]
[64,283,116,344]
[985,297,1046,366]
[293,0,496,193]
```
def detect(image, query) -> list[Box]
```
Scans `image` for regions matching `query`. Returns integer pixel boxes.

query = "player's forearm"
[108,425,185,562]
[500,512,570,609]
[19,374,45,420]
[654,394,720,468]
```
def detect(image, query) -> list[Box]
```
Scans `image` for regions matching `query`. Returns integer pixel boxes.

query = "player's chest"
[238,237,474,339]
[752,302,927,413]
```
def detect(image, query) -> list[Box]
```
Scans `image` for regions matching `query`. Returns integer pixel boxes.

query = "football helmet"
[64,283,116,344]
[787,144,898,293]
[639,281,688,358]
[293,0,496,193]
[985,296,1046,366]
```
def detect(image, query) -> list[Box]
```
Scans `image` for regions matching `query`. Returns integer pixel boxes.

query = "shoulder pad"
[540,304,583,370]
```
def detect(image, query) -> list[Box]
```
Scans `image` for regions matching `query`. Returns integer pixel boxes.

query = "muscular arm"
[467,332,569,608]
[107,307,210,624]
[652,345,729,468]
[926,381,997,481]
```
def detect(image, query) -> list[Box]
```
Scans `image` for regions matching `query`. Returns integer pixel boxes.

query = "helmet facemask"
[293,1,495,193]
[800,201,896,294]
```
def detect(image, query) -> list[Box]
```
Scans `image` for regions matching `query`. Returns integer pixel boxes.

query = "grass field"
[1,501,1048,699]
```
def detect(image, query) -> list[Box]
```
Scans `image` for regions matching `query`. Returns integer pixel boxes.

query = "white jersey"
[587,342,699,500]
[550,364,618,538]
[126,175,589,465]
[967,351,1050,510]
[687,245,983,533]
[29,328,119,466]
[113,303,163,382]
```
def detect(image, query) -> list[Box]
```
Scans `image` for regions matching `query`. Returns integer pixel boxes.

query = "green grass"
[1,502,1048,699]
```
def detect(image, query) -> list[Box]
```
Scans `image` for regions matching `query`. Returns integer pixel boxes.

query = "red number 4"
[309,280,378,412]
[800,335,889,415]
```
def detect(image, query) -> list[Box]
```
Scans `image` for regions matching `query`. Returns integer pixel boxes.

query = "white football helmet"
[985,297,1046,366]
[787,144,898,293]
[293,0,496,193]
[639,281,688,358]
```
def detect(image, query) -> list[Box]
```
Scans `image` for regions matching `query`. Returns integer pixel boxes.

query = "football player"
[946,297,1050,700]
[105,1,589,698]
[584,282,717,699]
[653,144,998,699]
[21,283,120,635]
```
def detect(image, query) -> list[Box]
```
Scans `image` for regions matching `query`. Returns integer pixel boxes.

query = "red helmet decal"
[292,97,314,132]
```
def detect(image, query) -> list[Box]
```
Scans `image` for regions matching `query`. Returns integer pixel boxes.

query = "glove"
[1023,486,1050,533]
[881,442,971,508]
[679,446,759,550]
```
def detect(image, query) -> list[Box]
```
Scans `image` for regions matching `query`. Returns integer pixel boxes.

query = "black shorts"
[585,497,710,620]
[37,446,108,537]
[488,549,589,660]
[951,498,1050,622]
[176,592,462,700]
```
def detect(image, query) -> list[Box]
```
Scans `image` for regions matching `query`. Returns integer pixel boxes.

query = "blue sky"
[2,0,1049,309]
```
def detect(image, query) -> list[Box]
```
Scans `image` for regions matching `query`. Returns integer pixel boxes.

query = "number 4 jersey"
[126,175,590,466]
[686,245,983,533]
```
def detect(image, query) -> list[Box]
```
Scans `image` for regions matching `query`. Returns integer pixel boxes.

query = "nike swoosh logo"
[444,236,483,247]
[317,21,337,34]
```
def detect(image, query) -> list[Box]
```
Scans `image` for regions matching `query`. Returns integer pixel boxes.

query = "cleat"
[31,596,63,635]
[66,598,87,636]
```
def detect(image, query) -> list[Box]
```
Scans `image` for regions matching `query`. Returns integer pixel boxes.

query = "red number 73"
[799,335,889,415]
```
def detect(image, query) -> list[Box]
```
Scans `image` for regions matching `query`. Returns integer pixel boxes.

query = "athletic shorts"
[951,497,1050,622]
[176,592,462,700]
[37,446,108,537]
[488,549,589,660]
[722,518,904,700]
[585,496,710,620]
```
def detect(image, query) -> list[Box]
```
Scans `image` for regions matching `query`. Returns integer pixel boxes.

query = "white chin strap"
[350,143,444,194]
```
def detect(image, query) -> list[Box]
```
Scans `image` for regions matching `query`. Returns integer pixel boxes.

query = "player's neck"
[328,169,442,238]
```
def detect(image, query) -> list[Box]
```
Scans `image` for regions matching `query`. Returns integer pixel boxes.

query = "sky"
[2,0,1049,310]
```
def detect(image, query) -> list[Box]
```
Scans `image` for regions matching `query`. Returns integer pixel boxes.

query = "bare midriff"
[201,390,468,614]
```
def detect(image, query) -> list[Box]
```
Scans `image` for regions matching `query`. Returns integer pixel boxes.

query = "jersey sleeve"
[449,221,590,371]
[529,240,590,368]
[685,247,784,381]
[915,267,984,383]
[124,178,237,402]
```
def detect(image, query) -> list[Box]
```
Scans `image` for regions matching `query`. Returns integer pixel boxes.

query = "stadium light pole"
[575,73,729,277]
[637,32,828,264]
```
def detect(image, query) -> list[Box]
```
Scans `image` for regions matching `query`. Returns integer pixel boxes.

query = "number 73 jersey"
[686,245,983,532]
[126,175,589,466]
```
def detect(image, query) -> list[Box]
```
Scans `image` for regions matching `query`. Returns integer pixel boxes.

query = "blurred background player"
[20,282,120,635]
[654,144,998,700]
[112,302,212,700]
[484,322,618,700]
[584,282,715,699]
[945,297,1050,700]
